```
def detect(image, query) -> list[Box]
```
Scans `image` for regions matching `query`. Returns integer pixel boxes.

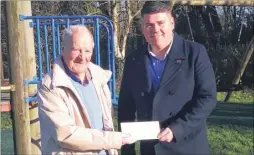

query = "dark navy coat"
[118,33,217,155]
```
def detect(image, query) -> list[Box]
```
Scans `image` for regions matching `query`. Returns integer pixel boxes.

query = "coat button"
[168,92,174,95]
[169,112,176,116]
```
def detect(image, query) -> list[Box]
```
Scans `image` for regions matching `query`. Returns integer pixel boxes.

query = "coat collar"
[159,33,186,88]
[136,33,187,92]
[51,57,112,88]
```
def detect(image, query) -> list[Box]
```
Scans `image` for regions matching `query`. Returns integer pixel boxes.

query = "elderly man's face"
[142,11,174,50]
[62,32,94,76]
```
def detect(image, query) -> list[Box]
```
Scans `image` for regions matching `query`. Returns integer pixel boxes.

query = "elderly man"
[118,1,217,155]
[38,25,133,155]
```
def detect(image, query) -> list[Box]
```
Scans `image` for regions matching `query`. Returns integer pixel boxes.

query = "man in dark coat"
[118,1,217,155]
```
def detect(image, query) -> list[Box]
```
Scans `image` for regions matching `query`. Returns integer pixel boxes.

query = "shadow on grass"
[208,102,254,128]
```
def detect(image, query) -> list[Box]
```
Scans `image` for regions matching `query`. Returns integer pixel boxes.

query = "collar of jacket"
[61,56,92,85]
[135,33,187,92]
[50,57,112,89]
[139,33,187,63]
[147,34,174,60]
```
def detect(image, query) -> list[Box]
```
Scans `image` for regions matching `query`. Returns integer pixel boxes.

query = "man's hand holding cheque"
[157,127,174,143]
[121,121,174,142]
[121,133,137,145]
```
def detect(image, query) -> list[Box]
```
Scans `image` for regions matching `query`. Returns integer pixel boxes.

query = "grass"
[1,112,12,130]
[207,102,254,155]
[1,130,14,155]
[207,123,253,155]
[1,91,254,155]
[1,113,14,155]
[217,91,254,103]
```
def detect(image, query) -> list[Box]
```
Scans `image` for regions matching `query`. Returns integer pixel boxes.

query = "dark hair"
[141,1,172,17]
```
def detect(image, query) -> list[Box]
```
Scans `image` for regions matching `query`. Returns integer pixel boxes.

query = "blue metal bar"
[24,78,40,103]
[30,20,113,87]
[56,25,61,56]
[30,21,95,27]
[93,23,97,64]
[95,18,100,65]
[43,25,50,73]
[101,24,112,92]
[24,79,40,86]
[109,21,116,102]
[36,19,43,80]
[26,96,38,103]
[20,15,112,22]
[51,19,56,61]
[20,14,118,105]
[112,99,118,106]
[105,27,111,70]
[29,21,33,28]
[80,18,85,24]
[66,19,70,28]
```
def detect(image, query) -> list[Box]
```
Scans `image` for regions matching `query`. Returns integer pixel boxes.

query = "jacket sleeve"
[169,45,217,142]
[37,83,122,151]
[118,57,136,155]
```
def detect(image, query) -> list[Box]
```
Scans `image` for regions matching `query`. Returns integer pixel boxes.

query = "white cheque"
[120,121,161,140]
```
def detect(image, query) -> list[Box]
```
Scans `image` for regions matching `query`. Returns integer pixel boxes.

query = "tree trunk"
[0,48,4,79]
[112,0,121,58]
[197,6,217,48]
[120,1,132,59]
[120,1,142,59]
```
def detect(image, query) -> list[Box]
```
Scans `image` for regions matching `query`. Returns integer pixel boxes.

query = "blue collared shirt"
[61,57,90,84]
[61,58,106,154]
[148,55,167,90]
[147,40,173,90]
[61,57,103,129]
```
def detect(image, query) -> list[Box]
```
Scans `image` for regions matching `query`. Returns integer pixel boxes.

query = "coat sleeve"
[37,83,122,151]
[118,57,137,155]
[169,45,217,142]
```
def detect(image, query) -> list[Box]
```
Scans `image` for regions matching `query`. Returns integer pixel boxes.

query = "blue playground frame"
[20,15,118,105]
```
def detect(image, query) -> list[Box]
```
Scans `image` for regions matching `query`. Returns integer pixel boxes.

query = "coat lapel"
[144,53,153,92]
[159,33,186,88]
[135,45,152,93]
[51,58,92,128]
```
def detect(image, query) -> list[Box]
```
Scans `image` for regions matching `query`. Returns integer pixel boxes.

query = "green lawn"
[207,102,253,155]
[1,91,253,155]
[1,130,14,155]
[208,123,253,155]
[217,91,254,103]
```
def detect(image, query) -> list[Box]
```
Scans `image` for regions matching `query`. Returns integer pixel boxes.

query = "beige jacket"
[38,58,121,155]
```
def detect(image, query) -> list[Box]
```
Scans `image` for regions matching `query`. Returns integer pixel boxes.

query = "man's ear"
[170,16,175,24]
[171,16,175,29]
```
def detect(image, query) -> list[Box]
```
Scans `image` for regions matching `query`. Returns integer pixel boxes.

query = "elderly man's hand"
[121,133,137,145]
[157,127,174,143]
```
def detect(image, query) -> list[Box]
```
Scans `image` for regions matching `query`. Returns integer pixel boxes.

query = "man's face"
[62,33,94,76]
[142,11,175,50]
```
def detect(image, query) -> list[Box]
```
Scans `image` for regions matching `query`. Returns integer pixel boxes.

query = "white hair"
[61,25,94,52]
